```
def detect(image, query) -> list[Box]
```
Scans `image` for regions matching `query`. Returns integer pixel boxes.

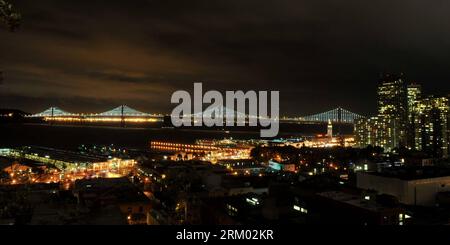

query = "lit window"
[293,205,308,214]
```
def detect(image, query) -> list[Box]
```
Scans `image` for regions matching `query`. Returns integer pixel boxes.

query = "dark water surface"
[0,123,351,150]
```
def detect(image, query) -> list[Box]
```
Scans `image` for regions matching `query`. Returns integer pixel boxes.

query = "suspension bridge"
[290,107,365,124]
[29,106,364,124]
[28,105,164,126]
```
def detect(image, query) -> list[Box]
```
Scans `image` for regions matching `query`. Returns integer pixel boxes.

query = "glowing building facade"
[327,119,333,138]
[356,74,408,151]
[376,74,408,151]
[150,141,252,163]
[412,96,449,157]
[407,83,422,148]
[355,116,382,148]
[356,76,449,157]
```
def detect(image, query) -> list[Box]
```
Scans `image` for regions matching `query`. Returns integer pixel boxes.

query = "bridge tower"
[337,107,342,137]
[50,107,54,126]
[120,105,125,128]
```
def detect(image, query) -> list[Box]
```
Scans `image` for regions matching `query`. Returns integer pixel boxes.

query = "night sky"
[1,0,450,116]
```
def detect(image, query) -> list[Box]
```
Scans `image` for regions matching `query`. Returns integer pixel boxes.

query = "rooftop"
[21,146,108,163]
[74,177,150,203]
[366,166,450,181]
[318,191,387,212]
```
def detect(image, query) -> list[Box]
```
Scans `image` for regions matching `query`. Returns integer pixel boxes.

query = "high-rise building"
[407,83,422,112]
[355,116,383,148]
[413,96,449,157]
[355,77,449,158]
[407,83,422,149]
[376,74,408,151]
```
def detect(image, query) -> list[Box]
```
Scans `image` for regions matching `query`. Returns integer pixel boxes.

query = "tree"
[0,0,21,31]
[1,1,21,87]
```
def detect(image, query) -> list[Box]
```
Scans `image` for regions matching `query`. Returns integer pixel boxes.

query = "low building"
[204,174,270,197]
[73,177,151,225]
[150,140,252,163]
[216,159,265,175]
[2,146,135,171]
[268,160,296,172]
[314,191,406,225]
[221,180,269,196]
[357,168,450,206]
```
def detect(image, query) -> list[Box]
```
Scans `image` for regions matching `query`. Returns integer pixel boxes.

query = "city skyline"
[355,76,449,158]
[2,0,450,229]
[1,0,450,116]
[3,77,446,119]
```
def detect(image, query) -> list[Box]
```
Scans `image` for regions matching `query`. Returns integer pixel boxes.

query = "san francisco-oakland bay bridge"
[29,105,365,125]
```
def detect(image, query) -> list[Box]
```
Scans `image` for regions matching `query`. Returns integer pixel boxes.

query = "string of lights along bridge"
[29,106,364,124]
[299,107,365,123]
[29,105,164,123]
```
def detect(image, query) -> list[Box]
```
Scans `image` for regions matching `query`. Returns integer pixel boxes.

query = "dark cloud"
[1,0,450,116]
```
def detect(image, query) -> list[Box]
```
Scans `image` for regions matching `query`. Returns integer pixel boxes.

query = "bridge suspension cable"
[301,107,364,123]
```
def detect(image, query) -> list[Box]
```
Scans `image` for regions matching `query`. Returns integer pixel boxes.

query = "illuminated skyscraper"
[413,96,449,157]
[356,74,419,152]
[407,83,422,149]
[407,84,422,111]
[355,76,448,157]
[355,116,383,148]
[376,74,408,151]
